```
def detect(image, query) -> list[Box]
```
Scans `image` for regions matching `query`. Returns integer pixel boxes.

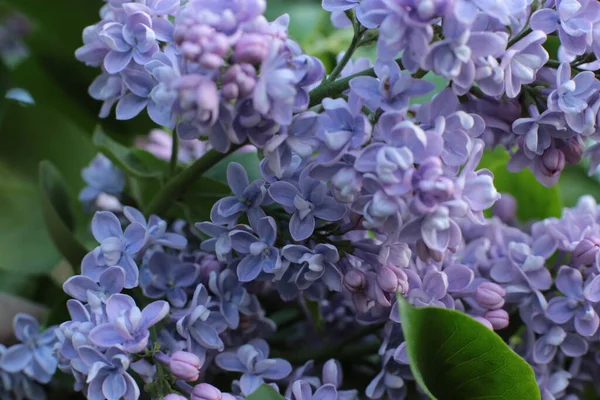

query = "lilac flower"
[264,112,321,179]
[175,75,220,140]
[81,211,146,288]
[98,12,160,73]
[454,0,524,25]
[175,284,226,362]
[350,61,435,112]
[269,169,347,241]
[209,269,259,329]
[195,221,233,262]
[77,346,140,400]
[531,0,600,56]
[531,313,588,364]
[317,98,372,164]
[499,30,549,99]
[144,47,181,129]
[142,252,199,307]
[230,217,281,282]
[290,381,338,400]
[322,0,360,12]
[422,16,507,94]
[407,269,451,308]
[281,244,343,294]
[215,339,292,395]
[545,266,600,336]
[0,314,58,384]
[88,73,127,119]
[511,106,570,158]
[89,294,169,353]
[211,162,268,226]
[123,206,187,249]
[63,267,125,313]
[79,154,126,205]
[548,63,600,132]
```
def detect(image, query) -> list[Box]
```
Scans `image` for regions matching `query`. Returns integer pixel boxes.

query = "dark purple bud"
[492,193,517,223]
[557,138,583,165]
[416,239,443,262]
[540,148,565,177]
[377,265,409,294]
[191,383,222,400]
[475,282,506,310]
[222,64,257,101]
[169,351,201,382]
[572,237,600,266]
[344,269,366,293]
[234,33,271,64]
[485,309,509,330]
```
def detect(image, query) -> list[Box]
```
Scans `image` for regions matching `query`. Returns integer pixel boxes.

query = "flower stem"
[145,145,241,217]
[169,132,179,178]
[327,15,366,83]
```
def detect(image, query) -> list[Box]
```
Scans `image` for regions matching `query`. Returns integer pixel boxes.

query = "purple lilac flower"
[531,0,600,56]
[215,339,292,395]
[79,154,126,205]
[230,217,282,282]
[142,252,199,307]
[545,266,600,336]
[89,294,169,353]
[211,162,268,227]
[123,206,187,249]
[77,346,140,400]
[209,269,259,329]
[81,211,146,288]
[63,267,125,314]
[530,313,588,364]
[269,168,347,241]
[0,314,58,384]
[350,61,435,112]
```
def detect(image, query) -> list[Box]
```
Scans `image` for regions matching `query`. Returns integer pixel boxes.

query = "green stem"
[145,146,241,217]
[327,20,366,83]
[508,27,532,48]
[169,132,179,178]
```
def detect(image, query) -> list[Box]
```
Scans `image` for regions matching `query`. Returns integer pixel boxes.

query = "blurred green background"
[0,0,598,307]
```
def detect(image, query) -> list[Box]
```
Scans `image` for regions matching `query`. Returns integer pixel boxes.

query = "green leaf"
[205,150,262,183]
[397,295,540,400]
[246,384,286,400]
[170,177,231,224]
[543,35,560,61]
[93,127,169,179]
[559,164,600,207]
[39,161,89,269]
[479,147,562,221]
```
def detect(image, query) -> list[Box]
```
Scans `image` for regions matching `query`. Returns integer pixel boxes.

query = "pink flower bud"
[169,351,201,382]
[474,316,493,330]
[191,383,223,400]
[572,237,600,266]
[344,269,366,292]
[492,194,516,223]
[485,309,509,330]
[475,282,506,310]
[234,33,271,64]
[165,395,188,400]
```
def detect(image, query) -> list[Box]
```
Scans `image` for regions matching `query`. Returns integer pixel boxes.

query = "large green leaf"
[39,161,89,269]
[397,296,540,400]
[246,384,286,400]
[559,164,600,207]
[479,147,562,221]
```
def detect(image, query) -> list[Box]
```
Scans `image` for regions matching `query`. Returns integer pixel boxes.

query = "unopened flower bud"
[485,309,509,330]
[557,138,583,165]
[234,33,270,64]
[191,383,222,400]
[474,316,493,330]
[165,395,188,400]
[169,351,201,382]
[572,237,600,266]
[492,193,516,223]
[540,148,565,177]
[344,269,366,292]
[475,282,506,310]
[222,64,257,101]
[322,359,342,387]
[377,265,409,294]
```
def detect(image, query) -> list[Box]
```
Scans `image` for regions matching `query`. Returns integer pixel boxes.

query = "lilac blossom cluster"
[11,0,600,398]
